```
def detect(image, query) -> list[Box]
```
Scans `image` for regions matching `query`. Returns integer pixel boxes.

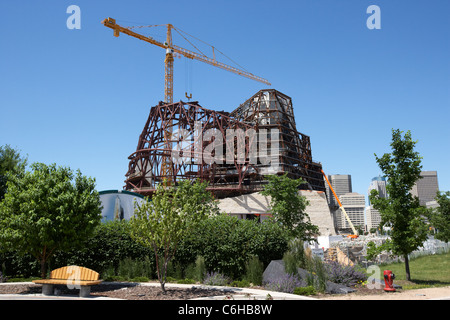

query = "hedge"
[174,214,289,279]
[1,215,289,280]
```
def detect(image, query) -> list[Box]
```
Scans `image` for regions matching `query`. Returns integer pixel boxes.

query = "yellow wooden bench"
[33,266,102,297]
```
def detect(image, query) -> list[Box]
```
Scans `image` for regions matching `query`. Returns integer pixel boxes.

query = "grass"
[378,252,450,290]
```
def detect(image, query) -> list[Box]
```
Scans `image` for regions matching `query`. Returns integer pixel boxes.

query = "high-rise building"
[366,175,387,231]
[325,174,352,207]
[339,192,366,231]
[368,175,387,204]
[411,171,439,206]
[366,205,382,231]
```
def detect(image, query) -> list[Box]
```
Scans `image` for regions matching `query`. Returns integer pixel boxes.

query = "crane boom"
[102,17,270,184]
[102,18,271,87]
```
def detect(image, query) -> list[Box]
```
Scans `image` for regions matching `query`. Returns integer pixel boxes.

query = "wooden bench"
[33,266,102,297]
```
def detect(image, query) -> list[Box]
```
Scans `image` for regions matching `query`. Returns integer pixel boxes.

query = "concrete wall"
[217,190,336,236]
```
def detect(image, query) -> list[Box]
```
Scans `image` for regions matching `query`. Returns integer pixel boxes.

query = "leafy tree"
[129,179,218,293]
[0,145,27,201]
[0,162,102,278]
[369,129,428,281]
[428,191,450,242]
[261,173,319,241]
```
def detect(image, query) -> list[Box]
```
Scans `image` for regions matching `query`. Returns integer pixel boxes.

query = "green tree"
[0,162,102,278]
[369,129,428,281]
[129,179,217,293]
[261,173,318,241]
[428,191,450,242]
[0,145,28,201]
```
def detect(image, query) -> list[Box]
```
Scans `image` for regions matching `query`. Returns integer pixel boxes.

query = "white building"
[366,205,382,231]
[366,175,387,231]
[368,175,387,204]
[338,192,366,232]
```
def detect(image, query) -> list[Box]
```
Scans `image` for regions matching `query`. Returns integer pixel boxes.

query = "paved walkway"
[0,281,315,300]
[2,282,448,300]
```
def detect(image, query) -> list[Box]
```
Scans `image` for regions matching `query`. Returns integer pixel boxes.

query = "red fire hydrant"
[383,270,396,292]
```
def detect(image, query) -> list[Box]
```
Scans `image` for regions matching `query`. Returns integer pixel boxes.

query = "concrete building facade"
[411,171,439,206]
[217,190,336,236]
[338,192,366,232]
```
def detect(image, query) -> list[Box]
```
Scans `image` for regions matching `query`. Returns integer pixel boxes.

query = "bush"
[52,220,155,275]
[325,261,367,287]
[230,279,250,288]
[203,271,230,286]
[305,256,328,293]
[117,256,154,280]
[176,278,196,284]
[0,251,40,278]
[283,239,308,274]
[244,255,264,285]
[175,214,289,279]
[293,286,316,296]
[193,256,206,282]
[263,273,305,293]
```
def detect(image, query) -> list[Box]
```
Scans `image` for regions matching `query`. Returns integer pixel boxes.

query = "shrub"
[194,256,206,282]
[244,255,264,285]
[203,272,230,286]
[117,256,154,280]
[52,220,155,275]
[325,261,367,287]
[0,271,7,283]
[282,251,298,276]
[230,279,250,288]
[263,273,305,294]
[293,286,316,296]
[176,278,196,284]
[1,220,155,278]
[300,255,328,293]
[175,214,289,279]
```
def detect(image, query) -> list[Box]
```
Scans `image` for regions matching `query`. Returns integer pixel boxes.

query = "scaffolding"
[125,89,326,197]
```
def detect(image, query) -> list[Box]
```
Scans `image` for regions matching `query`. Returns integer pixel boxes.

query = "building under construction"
[124,89,325,198]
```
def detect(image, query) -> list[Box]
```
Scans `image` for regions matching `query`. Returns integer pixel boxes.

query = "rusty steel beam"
[125,90,326,197]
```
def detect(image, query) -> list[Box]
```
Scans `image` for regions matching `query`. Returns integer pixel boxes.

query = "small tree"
[0,162,102,278]
[428,191,450,243]
[129,179,217,293]
[369,129,428,281]
[261,173,319,241]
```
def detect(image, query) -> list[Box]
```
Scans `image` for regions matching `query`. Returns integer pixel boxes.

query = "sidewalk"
[0,281,316,300]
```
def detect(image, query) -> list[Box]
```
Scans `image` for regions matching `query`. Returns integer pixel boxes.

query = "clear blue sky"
[1,0,449,202]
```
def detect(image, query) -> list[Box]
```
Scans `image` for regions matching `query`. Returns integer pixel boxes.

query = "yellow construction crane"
[102,18,271,102]
[102,17,271,182]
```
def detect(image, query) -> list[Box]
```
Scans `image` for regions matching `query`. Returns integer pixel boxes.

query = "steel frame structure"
[125,90,325,197]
